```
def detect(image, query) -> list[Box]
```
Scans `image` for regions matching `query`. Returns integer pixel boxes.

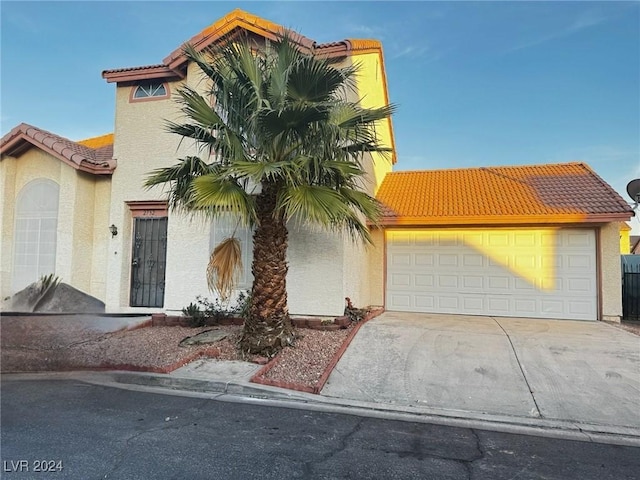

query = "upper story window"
[130,82,169,102]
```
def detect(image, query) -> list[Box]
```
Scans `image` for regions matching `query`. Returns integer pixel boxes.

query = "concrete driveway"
[321,312,640,430]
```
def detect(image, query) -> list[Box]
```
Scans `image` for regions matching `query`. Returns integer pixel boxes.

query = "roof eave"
[1,134,116,175]
[377,212,634,227]
[164,21,314,71]
[102,65,185,83]
[78,160,116,175]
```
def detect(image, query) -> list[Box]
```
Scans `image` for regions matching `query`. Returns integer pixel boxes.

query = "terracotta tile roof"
[162,8,316,70]
[376,162,633,226]
[0,123,115,175]
[77,133,114,148]
[103,9,387,82]
[102,64,184,83]
[103,64,166,74]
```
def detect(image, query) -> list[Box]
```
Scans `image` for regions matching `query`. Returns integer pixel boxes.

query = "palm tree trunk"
[240,182,294,355]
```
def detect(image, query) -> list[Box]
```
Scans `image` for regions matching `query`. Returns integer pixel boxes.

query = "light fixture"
[109,224,118,237]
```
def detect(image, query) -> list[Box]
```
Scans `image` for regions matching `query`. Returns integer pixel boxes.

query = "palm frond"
[338,187,382,224]
[176,86,226,129]
[229,160,295,183]
[277,184,353,225]
[145,157,219,211]
[192,174,256,222]
[206,237,242,300]
[287,56,356,103]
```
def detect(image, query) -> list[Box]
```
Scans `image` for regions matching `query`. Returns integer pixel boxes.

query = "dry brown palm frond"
[206,236,243,301]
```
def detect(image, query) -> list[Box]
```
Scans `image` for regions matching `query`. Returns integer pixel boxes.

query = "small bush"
[195,295,231,322]
[183,291,251,327]
[182,302,206,327]
[38,274,61,294]
[234,291,252,319]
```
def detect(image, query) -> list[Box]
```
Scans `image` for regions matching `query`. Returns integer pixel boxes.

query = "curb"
[6,371,639,447]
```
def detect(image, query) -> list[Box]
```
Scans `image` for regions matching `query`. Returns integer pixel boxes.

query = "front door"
[130,217,167,307]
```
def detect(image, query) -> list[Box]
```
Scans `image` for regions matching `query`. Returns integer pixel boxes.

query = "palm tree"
[146,34,394,356]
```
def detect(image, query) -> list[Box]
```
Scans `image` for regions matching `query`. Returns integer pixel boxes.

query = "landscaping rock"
[2,281,105,313]
[179,329,228,347]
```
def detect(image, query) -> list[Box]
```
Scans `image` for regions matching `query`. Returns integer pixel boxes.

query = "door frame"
[126,201,168,308]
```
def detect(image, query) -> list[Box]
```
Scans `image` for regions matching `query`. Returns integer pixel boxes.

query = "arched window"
[132,82,168,100]
[13,179,59,292]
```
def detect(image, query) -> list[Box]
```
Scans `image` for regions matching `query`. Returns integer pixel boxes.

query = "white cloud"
[504,9,609,54]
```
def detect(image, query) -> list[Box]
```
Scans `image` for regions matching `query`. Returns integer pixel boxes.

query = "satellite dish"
[627,179,640,204]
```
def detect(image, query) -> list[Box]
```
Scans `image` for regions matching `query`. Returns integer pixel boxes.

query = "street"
[1,379,638,479]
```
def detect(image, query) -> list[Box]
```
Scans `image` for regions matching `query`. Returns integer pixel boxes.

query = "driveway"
[321,312,640,429]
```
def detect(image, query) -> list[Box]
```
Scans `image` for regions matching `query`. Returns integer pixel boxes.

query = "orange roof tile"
[162,9,316,71]
[77,133,113,148]
[376,162,633,226]
[0,123,115,175]
[102,9,388,81]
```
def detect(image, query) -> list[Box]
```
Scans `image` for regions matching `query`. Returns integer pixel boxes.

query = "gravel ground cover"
[1,315,352,390]
[1,316,244,372]
[256,326,353,387]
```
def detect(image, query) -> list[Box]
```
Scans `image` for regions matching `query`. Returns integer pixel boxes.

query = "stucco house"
[0,9,633,322]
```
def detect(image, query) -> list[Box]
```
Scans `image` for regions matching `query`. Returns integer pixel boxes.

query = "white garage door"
[386,228,597,321]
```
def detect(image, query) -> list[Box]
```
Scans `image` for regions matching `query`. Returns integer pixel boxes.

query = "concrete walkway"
[321,312,640,430]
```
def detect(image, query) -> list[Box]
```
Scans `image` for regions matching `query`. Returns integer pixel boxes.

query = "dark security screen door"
[130,217,167,307]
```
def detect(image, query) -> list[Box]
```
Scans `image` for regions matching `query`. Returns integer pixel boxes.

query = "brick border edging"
[249,308,384,394]
[152,313,348,331]
[95,346,222,374]
[2,346,223,376]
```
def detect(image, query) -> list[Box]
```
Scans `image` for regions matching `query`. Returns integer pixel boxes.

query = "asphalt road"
[1,379,638,480]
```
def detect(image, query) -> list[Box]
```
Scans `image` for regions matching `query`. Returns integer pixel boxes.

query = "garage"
[386,228,597,320]
[375,163,633,322]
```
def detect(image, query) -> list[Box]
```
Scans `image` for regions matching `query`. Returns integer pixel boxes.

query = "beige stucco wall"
[163,214,211,312]
[0,149,107,300]
[0,156,18,299]
[367,227,385,307]
[90,177,111,300]
[107,78,194,311]
[352,50,395,194]
[600,222,623,321]
[286,226,345,316]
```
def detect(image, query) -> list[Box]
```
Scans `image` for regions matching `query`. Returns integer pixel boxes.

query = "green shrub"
[39,274,61,294]
[234,291,252,319]
[183,291,251,326]
[182,302,206,327]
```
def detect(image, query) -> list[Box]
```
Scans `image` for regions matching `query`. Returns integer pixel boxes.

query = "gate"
[130,217,167,307]
[622,259,640,321]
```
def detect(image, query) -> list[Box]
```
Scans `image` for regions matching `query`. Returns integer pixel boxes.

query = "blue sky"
[2,1,639,230]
